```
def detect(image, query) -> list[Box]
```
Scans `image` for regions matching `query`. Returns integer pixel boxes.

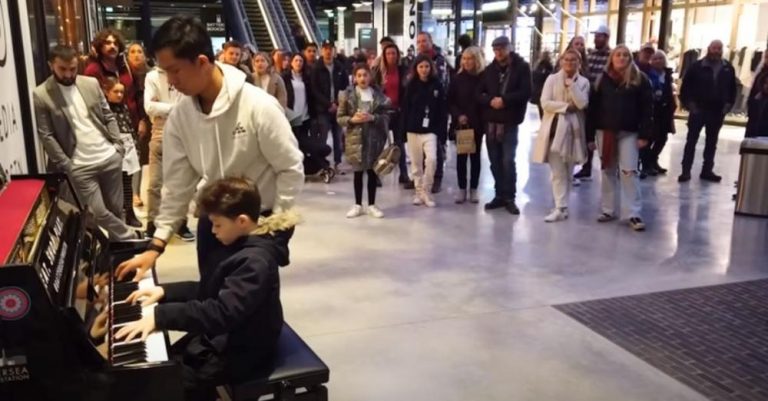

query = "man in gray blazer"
[33,45,138,240]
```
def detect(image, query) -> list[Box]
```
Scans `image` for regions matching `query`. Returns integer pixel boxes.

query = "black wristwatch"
[146,242,166,255]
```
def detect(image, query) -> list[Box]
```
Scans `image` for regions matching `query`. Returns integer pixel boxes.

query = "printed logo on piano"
[0,287,31,321]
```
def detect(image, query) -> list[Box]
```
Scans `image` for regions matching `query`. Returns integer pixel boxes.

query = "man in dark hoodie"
[115,177,293,401]
[477,36,531,215]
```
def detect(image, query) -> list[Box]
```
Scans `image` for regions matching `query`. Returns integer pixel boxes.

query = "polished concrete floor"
[149,107,768,401]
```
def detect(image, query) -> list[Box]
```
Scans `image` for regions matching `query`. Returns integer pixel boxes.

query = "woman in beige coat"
[531,49,590,223]
[252,51,288,109]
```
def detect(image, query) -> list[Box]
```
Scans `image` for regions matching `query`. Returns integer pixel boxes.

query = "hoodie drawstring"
[215,124,225,177]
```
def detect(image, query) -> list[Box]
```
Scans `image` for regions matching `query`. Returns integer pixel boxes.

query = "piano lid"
[0,179,46,264]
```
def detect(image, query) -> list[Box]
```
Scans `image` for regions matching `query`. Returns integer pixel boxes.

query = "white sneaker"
[544,208,569,223]
[367,205,384,218]
[422,194,436,208]
[346,205,364,218]
[455,190,467,204]
[573,178,581,187]
[469,189,479,203]
[413,195,424,206]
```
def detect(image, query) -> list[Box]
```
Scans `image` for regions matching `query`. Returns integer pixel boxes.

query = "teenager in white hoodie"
[117,16,304,281]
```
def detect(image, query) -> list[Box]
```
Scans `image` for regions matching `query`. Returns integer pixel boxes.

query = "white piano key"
[143,304,168,362]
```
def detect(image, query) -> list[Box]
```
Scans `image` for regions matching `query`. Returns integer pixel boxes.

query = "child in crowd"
[115,177,296,401]
[337,64,391,218]
[103,77,142,228]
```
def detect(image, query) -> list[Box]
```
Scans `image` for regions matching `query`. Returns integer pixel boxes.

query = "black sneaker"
[700,171,722,183]
[126,213,142,228]
[484,198,507,210]
[145,222,156,238]
[176,223,195,242]
[505,202,521,215]
[431,177,442,194]
[398,175,411,184]
[629,217,646,231]
[574,168,592,180]
[654,164,668,174]
[678,172,691,183]
[403,180,415,190]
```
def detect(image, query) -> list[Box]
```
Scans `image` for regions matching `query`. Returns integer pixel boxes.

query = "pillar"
[658,0,673,50]
[508,0,518,47]
[616,0,628,45]
[560,0,570,52]
[473,0,481,45]
[533,8,544,62]
[453,0,462,55]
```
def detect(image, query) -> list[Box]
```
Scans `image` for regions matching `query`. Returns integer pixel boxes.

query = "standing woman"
[448,46,485,204]
[403,55,448,208]
[252,51,288,109]
[532,49,590,222]
[372,43,410,186]
[338,64,391,218]
[641,50,676,175]
[531,51,555,118]
[271,49,287,75]
[565,36,589,76]
[126,43,150,207]
[588,45,653,231]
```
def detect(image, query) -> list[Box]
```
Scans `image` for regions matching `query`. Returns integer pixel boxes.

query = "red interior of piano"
[0,179,46,264]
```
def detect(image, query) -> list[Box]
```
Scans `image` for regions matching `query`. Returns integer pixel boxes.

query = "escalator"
[279,0,322,46]
[242,0,276,52]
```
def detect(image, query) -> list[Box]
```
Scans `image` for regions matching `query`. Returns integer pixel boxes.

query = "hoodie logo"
[232,122,247,138]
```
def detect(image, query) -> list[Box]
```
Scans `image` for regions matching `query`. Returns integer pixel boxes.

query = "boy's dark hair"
[49,44,78,62]
[304,42,318,50]
[92,28,126,57]
[101,76,122,92]
[223,40,243,51]
[352,63,371,76]
[458,34,472,48]
[198,177,261,221]
[151,16,214,63]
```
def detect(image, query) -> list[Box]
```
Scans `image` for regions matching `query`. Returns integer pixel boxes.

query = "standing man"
[84,29,142,139]
[574,25,612,181]
[34,45,139,240]
[416,32,450,193]
[476,36,531,215]
[304,42,319,68]
[221,40,254,83]
[143,67,195,241]
[678,40,737,183]
[116,16,304,280]
[311,40,350,170]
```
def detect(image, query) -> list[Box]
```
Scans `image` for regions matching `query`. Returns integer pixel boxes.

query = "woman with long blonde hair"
[448,46,486,203]
[588,44,653,231]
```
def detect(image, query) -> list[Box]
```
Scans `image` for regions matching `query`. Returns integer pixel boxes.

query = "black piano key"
[112,351,148,366]
[114,312,143,325]
[112,341,146,356]
[113,303,142,316]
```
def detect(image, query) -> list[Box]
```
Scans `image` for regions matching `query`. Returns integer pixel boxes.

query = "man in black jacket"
[115,177,289,401]
[311,40,350,168]
[678,40,737,183]
[477,36,531,215]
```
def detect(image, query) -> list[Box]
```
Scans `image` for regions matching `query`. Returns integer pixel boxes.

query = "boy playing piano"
[115,177,298,401]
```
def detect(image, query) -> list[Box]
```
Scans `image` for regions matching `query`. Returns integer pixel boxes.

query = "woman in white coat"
[532,49,591,222]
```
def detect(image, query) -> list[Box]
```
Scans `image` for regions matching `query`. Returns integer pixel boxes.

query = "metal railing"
[296,0,324,44]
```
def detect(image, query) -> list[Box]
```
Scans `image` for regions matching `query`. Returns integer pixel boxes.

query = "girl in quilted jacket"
[337,64,391,218]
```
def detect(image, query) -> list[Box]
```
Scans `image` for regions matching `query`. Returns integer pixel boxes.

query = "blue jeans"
[486,125,519,201]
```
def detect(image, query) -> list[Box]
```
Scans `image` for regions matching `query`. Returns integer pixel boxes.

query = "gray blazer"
[33,75,123,172]
[253,72,288,110]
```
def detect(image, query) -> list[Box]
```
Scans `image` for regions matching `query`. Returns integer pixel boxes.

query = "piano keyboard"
[110,275,169,367]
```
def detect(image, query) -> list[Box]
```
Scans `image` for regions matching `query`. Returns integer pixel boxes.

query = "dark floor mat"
[555,279,768,401]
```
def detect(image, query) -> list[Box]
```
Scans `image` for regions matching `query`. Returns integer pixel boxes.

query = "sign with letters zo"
[402,0,418,55]
[0,0,28,176]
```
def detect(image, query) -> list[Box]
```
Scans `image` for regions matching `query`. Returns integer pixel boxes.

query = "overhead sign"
[402,0,418,54]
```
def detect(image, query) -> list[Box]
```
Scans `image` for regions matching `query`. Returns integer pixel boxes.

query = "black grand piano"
[0,174,183,401]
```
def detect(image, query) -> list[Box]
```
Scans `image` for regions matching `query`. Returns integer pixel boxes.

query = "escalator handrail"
[296,0,324,44]
[265,0,297,52]
[254,0,280,49]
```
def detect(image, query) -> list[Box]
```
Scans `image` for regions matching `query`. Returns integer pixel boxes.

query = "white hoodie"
[153,62,304,242]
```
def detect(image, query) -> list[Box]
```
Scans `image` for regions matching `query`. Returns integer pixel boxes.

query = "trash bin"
[735,137,768,217]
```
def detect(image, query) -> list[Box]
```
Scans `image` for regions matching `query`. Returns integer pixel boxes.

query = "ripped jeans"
[596,130,642,219]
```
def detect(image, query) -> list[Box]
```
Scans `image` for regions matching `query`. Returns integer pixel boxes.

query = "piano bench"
[221,323,329,401]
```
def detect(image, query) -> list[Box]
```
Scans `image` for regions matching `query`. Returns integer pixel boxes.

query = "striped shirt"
[586,47,611,83]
